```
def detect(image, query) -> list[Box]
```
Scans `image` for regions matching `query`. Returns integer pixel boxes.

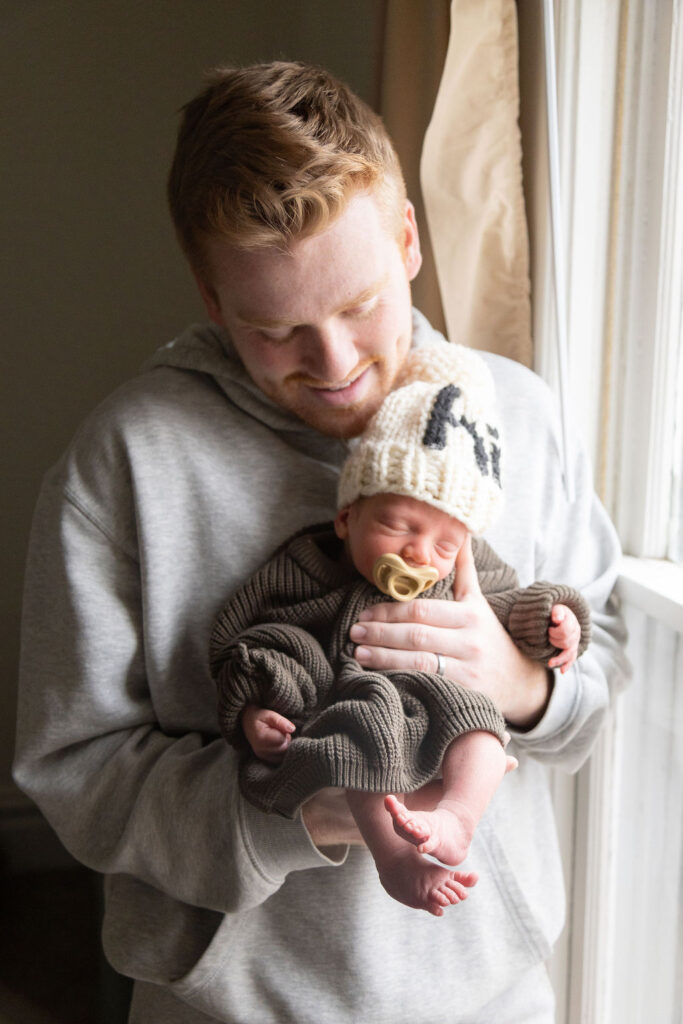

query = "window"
[601,0,683,563]
[671,357,683,561]
[520,1,683,1020]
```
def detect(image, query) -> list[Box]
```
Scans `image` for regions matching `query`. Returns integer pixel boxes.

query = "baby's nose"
[402,541,431,566]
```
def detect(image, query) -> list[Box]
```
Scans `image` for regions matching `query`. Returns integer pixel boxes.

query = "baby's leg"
[386,730,516,865]
[346,789,478,917]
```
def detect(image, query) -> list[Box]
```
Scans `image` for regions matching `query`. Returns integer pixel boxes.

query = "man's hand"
[242,705,295,763]
[349,536,551,730]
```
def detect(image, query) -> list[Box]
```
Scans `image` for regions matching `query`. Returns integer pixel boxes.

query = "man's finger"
[453,535,481,601]
[356,598,468,628]
[353,642,469,677]
[351,617,464,656]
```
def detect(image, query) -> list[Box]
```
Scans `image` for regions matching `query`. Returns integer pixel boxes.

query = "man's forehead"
[235,273,391,328]
[205,192,404,313]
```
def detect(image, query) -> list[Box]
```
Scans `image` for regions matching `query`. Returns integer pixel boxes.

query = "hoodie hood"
[143,321,305,434]
[142,308,446,454]
[146,308,443,414]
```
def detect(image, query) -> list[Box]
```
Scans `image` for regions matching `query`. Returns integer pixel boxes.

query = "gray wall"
[2,0,381,837]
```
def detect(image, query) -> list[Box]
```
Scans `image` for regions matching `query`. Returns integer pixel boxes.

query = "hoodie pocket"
[474,816,554,962]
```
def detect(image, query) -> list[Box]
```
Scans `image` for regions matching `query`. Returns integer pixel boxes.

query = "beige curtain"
[375,0,450,335]
[420,0,532,365]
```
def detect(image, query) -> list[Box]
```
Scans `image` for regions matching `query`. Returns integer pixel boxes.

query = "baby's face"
[334,493,468,587]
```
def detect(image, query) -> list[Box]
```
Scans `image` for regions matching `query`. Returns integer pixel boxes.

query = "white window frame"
[524,1,683,1021]
[532,0,682,559]
[601,0,683,561]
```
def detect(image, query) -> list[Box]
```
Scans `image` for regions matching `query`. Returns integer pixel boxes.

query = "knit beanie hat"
[337,340,503,535]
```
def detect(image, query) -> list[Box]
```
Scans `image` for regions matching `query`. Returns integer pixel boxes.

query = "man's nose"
[302,319,358,383]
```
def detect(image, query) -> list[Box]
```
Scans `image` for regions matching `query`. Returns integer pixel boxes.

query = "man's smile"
[297,361,378,406]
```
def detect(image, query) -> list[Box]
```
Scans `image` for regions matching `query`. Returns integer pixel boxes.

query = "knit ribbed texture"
[210,526,590,818]
[488,581,592,662]
[338,339,504,535]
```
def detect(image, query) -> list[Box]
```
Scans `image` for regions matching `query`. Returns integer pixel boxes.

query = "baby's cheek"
[438,557,457,580]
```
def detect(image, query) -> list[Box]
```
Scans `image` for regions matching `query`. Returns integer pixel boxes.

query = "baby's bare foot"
[385,794,476,866]
[377,845,478,917]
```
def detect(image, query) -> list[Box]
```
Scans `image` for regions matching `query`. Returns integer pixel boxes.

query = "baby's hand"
[548,604,581,673]
[242,705,295,763]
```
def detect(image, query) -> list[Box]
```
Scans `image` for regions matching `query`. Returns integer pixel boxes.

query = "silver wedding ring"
[435,653,446,675]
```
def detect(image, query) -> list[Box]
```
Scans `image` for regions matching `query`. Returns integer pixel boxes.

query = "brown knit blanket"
[209,525,591,817]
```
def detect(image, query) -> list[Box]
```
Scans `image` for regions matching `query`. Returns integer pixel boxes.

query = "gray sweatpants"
[128,961,555,1023]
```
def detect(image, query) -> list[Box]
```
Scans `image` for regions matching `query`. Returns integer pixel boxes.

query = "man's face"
[197,193,422,438]
[335,493,469,586]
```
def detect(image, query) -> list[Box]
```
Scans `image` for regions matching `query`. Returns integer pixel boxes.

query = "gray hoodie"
[15,310,628,1022]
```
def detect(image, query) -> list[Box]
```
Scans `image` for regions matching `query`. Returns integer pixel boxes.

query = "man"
[15,61,627,1022]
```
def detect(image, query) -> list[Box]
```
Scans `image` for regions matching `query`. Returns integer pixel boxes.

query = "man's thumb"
[453,535,481,600]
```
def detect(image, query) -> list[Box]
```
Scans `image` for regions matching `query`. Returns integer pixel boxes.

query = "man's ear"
[403,201,423,282]
[194,273,225,326]
[334,507,351,540]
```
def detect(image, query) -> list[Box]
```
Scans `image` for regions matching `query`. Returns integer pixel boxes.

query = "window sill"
[616,556,683,635]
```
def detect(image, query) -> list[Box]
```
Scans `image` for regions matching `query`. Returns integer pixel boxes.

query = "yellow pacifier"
[372,553,439,602]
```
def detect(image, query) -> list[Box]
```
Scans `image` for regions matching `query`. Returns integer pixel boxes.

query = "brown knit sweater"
[209,525,591,817]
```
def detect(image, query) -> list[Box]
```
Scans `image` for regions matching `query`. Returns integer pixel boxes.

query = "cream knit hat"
[337,339,503,535]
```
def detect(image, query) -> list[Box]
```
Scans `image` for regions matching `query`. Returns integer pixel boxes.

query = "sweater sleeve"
[482,357,630,772]
[488,581,592,663]
[474,537,590,662]
[14,476,342,918]
[212,623,335,749]
[509,483,628,771]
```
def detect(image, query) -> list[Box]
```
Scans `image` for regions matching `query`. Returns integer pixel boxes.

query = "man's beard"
[274,357,402,439]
